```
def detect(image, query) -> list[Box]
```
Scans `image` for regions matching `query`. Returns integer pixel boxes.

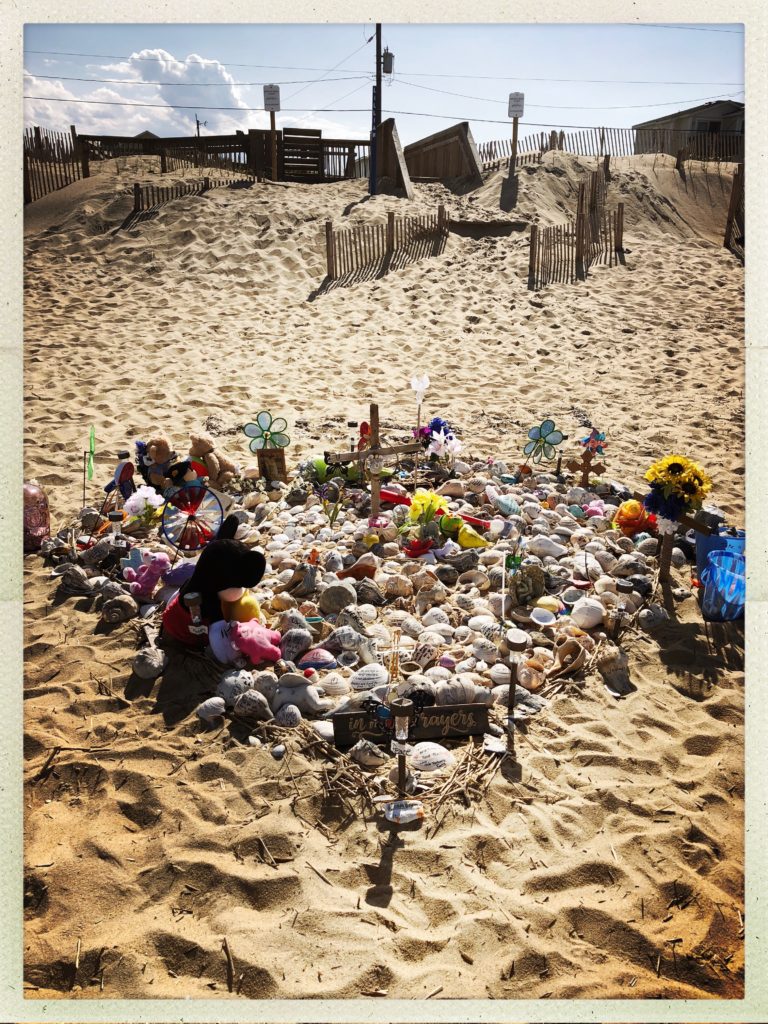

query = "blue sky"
[23,22,744,145]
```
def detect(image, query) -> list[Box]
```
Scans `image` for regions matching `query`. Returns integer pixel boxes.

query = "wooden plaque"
[332,702,489,748]
[257,447,288,483]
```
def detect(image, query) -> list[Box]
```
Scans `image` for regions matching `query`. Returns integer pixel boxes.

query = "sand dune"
[23,150,744,999]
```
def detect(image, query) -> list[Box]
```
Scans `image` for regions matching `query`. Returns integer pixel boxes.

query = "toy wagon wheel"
[161,484,223,555]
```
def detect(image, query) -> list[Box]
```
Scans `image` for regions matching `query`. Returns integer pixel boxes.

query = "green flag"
[87,425,96,480]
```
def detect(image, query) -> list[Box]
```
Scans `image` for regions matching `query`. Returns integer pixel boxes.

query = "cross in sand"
[566,448,606,489]
[631,491,714,582]
[325,403,422,519]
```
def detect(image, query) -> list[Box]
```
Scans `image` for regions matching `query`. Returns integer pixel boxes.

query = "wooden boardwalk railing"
[325,205,449,281]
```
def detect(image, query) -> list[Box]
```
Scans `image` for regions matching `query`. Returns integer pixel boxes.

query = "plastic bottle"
[383,800,424,824]
[23,479,50,552]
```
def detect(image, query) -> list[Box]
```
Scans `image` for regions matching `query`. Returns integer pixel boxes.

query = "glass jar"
[23,479,50,552]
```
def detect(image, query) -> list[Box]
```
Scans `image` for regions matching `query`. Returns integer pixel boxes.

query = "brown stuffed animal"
[145,435,176,490]
[189,432,238,489]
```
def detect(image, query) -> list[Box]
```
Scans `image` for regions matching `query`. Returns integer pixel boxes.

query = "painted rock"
[297,648,337,671]
[410,742,456,773]
[233,688,274,721]
[570,597,605,630]
[317,672,350,696]
[275,703,302,727]
[280,627,314,663]
[526,535,568,559]
[196,696,227,721]
[350,663,389,691]
[217,669,253,707]
[318,580,358,615]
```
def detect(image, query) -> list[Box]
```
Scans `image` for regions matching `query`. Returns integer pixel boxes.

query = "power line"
[24,92,744,115]
[22,94,745,131]
[24,72,371,88]
[630,23,743,33]
[282,36,373,102]
[23,49,743,86]
[393,78,743,110]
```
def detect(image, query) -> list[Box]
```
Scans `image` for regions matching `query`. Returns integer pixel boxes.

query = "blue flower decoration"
[523,419,565,463]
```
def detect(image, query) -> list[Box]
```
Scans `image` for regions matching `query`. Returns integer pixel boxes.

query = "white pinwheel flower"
[410,373,431,404]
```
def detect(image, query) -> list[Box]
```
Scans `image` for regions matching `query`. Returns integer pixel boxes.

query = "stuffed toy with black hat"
[162,515,273,649]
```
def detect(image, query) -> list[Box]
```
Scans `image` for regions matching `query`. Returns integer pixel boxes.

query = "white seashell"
[400,615,423,639]
[319,672,351,696]
[570,597,605,630]
[455,593,475,611]
[593,549,618,572]
[275,703,302,727]
[385,575,413,598]
[422,606,450,627]
[217,669,253,707]
[424,666,452,682]
[453,625,473,643]
[472,637,499,663]
[489,663,512,686]
[196,696,227,721]
[434,677,492,706]
[350,663,389,691]
[593,575,617,595]
[312,720,335,742]
[233,688,274,721]
[526,535,568,559]
[410,742,456,772]
[349,738,390,767]
[468,614,495,632]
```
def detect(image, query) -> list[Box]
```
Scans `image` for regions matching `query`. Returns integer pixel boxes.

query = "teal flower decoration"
[523,419,565,463]
[244,411,290,452]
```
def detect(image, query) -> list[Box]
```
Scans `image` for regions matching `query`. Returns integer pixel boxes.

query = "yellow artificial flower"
[644,454,695,487]
[408,488,443,525]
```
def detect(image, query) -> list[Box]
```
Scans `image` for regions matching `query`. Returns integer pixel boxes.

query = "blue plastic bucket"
[695,527,745,579]
[700,550,745,621]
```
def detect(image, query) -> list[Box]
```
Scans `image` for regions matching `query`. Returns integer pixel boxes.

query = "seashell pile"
[43,436,667,768]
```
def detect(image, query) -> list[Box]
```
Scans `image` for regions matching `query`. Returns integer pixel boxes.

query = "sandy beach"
[23,150,745,1000]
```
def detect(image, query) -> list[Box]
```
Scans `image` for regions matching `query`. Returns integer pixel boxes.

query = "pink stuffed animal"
[231,620,282,666]
[124,550,171,601]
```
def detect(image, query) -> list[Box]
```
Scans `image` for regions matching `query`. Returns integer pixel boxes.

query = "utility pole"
[369,23,382,196]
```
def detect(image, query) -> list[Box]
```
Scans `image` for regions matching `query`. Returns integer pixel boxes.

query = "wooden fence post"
[437,204,447,238]
[575,183,586,279]
[133,183,142,213]
[160,148,167,174]
[724,164,743,249]
[79,136,90,178]
[528,224,538,281]
[203,176,210,191]
[385,210,397,252]
[675,147,686,174]
[23,155,32,205]
[603,153,610,181]
[615,202,624,251]
[325,220,336,279]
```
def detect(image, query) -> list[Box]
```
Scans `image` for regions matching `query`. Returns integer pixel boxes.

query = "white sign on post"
[263,84,281,112]
[508,92,525,118]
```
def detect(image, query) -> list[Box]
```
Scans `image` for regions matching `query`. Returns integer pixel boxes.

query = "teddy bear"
[188,432,238,490]
[144,435,177,490]
[123,550,171,601]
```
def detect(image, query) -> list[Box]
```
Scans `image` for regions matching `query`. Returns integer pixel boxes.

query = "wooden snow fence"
[724,163,744,263]
[131,175,254,214]
[24,125,86,204]
[478,126,744,171]
[325,205,449,282]
[528,174,625,290]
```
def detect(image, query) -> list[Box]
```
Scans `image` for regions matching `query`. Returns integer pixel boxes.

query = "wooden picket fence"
[131,175,254,214]
[478,126,743,171]
[724,163,744,262]
[528,177,625,289]
[23,125,86,204]
[325,205,449,280]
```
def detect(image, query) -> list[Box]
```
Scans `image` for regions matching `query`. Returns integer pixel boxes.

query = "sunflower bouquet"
[400,488,444,556]
[642,454,712,534]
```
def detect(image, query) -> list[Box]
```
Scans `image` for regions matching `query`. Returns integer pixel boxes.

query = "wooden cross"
[325,403,422,518]
[631,491,713,581]
[566,448,606,489]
